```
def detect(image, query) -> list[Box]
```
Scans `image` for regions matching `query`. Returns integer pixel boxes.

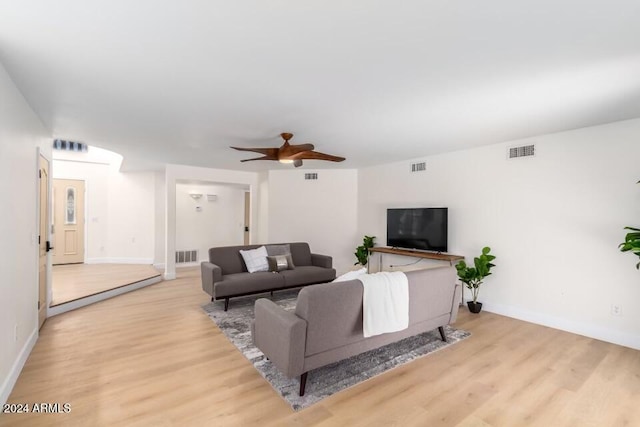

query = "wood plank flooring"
[2,267,639,426]
[51,263,161,306]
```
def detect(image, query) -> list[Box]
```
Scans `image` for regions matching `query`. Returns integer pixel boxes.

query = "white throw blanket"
[359,271,409,338]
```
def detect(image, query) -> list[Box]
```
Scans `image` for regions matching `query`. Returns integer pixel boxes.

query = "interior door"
[52,179,85,265]
[244,191,250,245]
[38,156,50,329]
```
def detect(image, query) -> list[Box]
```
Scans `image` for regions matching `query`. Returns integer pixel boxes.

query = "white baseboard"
[153,263,165,270]
[48,275,162,317]
[483,302,640,351]
[85,257,154,265]
[1,327,38,405]
[163,272,176,280]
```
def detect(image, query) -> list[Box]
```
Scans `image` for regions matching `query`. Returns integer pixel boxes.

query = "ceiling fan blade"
[292,151,345,162]
[231,146,279,157]
[240,155,278,162]
[293,159,303,168]
[278,143,315,159]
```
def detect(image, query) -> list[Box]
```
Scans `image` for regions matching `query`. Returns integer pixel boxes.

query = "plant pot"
[467,301,483,314]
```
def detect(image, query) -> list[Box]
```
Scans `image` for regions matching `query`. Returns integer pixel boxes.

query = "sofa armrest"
[449,283,462,324]
[201,262,222,297]
[311,253,332,268]
[252,298,307,378]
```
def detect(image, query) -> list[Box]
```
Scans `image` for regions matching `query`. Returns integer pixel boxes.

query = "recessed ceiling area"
[1,1,639,171]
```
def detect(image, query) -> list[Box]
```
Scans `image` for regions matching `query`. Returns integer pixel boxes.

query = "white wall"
[268,169,359,275]
[154,170,166,267]
[0,62,50,404]
[175,183,246,262]
[53,153,157,264]
[358,118,640,349]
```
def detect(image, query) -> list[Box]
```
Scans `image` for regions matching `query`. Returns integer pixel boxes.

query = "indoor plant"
[619,181,640,269]
[455,246,496,313]
[354,235,375,266]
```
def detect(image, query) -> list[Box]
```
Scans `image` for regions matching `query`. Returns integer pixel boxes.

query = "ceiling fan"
[231,133,345,168]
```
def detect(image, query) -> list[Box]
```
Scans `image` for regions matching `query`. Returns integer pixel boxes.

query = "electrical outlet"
[611,304,622,316]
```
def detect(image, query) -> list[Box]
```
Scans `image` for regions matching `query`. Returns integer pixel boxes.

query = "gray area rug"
[202,290,470,411]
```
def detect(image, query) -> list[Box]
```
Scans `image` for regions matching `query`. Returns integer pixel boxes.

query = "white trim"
[163,272,176,280]
[0,327,38,406]
[175,261,203,268]
[483,302,640,351]
[85,257,154,265]
[153,262,166,270]
[48,275,162,317]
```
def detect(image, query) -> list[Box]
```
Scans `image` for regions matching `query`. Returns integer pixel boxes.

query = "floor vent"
[305,173,318,180]
[176,250,198,264]
[410,162,426,172]
[508,144,535,159]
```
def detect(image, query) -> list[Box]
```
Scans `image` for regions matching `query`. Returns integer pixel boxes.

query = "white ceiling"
[1,1,639,171]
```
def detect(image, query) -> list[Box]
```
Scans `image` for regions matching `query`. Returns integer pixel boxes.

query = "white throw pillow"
[332,267,367,282]
[239,246,269,273]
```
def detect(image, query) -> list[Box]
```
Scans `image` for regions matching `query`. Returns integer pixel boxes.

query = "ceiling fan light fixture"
[279,158,294,164]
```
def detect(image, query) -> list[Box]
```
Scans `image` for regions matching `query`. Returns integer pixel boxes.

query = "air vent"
[176,250,198,264]
[508,144,535,159]
[53,139,88,152]
[304,173,318,180]
[410,162,426,172]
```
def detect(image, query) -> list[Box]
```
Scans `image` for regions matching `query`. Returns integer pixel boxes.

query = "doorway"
[52,178,85,265]
[38,155,50,329]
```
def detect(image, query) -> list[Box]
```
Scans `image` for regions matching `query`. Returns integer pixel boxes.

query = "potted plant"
[354,235,376,266]
[455,246,496,313]
[619,181,640,269]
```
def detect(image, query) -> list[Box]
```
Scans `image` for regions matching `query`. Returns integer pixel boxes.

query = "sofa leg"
[438,326,447,342]
[270,291,274,297]
[211,296,214,302]
[224,298,230,312]
[299,372,308,396]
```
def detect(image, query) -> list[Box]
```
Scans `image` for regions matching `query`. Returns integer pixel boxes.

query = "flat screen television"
[387,207,448,252]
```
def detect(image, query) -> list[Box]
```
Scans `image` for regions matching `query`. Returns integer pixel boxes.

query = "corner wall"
[0,62,50,404]
[358,118,640,349]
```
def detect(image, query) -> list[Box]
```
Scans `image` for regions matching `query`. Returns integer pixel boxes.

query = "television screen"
[386,208,448,252]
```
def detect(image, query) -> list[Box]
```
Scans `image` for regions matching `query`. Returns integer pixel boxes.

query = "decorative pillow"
[267,254,295,272]
[332,267,367,282]
[239,246,269,273]
[265,244,291,256]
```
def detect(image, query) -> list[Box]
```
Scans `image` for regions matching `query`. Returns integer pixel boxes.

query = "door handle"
[46,241,54,252]
[244,226,249,232]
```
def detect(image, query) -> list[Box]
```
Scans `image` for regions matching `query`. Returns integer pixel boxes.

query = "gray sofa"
[251,266,461,396]
[201,242,336,310]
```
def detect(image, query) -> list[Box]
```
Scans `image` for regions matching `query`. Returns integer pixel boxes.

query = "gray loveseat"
[251,266,461,395]
[201,242,336,310]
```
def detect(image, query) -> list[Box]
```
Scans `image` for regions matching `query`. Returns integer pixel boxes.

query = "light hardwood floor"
[2,267,639,426]
[51,264,161,306]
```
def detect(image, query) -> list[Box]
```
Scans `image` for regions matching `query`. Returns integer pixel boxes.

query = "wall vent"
[410,162,426,172]
[53,139,88,152]
[304,173,318,180]
[508,144,535,159]
[176,250,198,264]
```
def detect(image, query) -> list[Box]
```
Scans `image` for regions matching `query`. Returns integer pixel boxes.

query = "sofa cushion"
[288,242,313,267]
[267,255,295,272]
[280,266,336,288]
[214,271,285,297]
[265,244,291,256]
[239,246,269,273]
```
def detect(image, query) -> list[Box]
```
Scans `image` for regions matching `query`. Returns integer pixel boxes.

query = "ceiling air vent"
[508,144,535,159]
[410,162,426,172]
[53,139,88,152]
[304,173,318,180]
